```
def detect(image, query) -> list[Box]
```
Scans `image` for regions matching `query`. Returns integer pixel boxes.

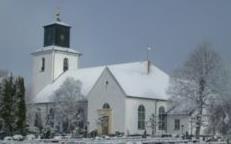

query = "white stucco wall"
[32,52,53,97]
[87,68,126,134]
[166,111,209,136]
[32,48,79,97]
[125,97,168,135]
[167,114,190,136]
[53,50,79,80]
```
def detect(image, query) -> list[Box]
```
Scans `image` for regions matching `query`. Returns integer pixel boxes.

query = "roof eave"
[126,95,168,101]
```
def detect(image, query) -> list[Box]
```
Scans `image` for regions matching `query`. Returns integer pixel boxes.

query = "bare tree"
[147,114,157,136]
[168,42,225,138]
[52,77,85,133]
[207,65,231,135]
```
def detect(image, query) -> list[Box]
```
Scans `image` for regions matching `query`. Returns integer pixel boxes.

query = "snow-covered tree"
[15,77,26,134]
[206,65,231,135]
[147,114,157,136]
[52,77,85,133]
[168,43,226,138]
[0,71,7,131]
[1,74,16,135]
[0,74,27,135]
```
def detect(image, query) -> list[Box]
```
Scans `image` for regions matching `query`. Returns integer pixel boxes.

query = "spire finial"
[146,47,151,61]
[55,7,61,22]
[145,47,151,74]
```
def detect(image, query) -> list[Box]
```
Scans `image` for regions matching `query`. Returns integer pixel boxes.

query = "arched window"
[138,105,145,129]
[158,106,166,130]
[103,103,110,109]
[63,58,69,72]
[41,57,45,72]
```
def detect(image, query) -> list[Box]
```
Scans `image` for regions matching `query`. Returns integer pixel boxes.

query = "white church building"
[31,18,194,136]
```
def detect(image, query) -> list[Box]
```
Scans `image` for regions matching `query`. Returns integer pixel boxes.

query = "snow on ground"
[0,137,226,144]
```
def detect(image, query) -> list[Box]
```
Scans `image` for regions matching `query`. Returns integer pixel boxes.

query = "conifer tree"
[15,77,26,135]
[1,75,15,135]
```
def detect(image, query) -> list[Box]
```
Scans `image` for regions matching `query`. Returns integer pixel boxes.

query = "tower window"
[41,57,45,72]
[63,58,69,72]
[138,105,145,129]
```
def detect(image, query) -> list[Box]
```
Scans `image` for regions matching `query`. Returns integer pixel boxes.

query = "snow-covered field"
[0,137,227,144]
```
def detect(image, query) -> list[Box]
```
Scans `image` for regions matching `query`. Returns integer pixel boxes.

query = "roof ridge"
[78,61,144,70]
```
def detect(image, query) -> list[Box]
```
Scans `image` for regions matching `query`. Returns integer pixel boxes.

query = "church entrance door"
[102,116,109,135]
[97,103,112,135]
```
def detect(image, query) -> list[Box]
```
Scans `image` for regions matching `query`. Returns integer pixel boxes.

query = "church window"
[138,105,145,129]
[105,80,109,85]
[41,57,45,72]
[158,106,167,130]
[47,108,54,127]
[63,58,69,72]
[174,119,180,130]
[103,103,110,109]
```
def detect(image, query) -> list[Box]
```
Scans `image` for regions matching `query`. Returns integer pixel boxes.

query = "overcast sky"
[0,0,231,84]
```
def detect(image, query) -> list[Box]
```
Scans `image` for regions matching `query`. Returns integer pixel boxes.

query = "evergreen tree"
[1,75,15,135]
[0,77,3,131]
[0,74,27,135]
[15,77,26,135]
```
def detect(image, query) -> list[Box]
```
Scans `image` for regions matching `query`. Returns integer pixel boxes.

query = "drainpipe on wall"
[155,100,158,135]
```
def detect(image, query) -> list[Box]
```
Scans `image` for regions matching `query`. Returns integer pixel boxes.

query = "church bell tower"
[43,19,70,48]
[31,13,81,97]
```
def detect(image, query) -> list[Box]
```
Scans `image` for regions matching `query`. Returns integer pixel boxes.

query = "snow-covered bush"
[64,134,72,139]
[13,134,24,141]
[95,136,103,140]
[4,136,13,141]
[25,134,36,140]
[41,126,55,139]
[26,126,40,134]
[53,135,63,140]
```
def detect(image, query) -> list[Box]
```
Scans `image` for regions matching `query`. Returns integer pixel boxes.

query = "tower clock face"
[60,34,65,41]
[56,26,69,47]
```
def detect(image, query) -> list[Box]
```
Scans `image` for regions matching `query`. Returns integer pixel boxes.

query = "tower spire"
[146,47,151,61]
[55,7,61,22]
[146,47,151,74]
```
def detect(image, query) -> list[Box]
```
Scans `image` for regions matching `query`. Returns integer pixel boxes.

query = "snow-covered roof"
[44,21,71,27]
[33,61,170,104]
[107,61,170,100]
[31,46,81,55]
[33,66,104,103]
